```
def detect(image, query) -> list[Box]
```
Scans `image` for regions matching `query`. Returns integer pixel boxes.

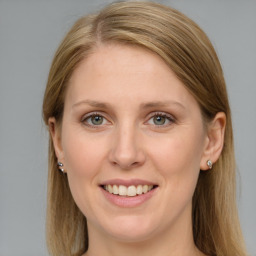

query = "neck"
[84,220,204,256]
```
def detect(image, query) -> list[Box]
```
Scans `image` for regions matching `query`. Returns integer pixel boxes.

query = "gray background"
[0,0,255,255]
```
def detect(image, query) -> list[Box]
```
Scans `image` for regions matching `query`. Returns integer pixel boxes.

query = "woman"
[42,1,247,256]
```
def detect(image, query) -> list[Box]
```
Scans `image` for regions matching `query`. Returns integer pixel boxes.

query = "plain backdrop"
[0,0,255,255]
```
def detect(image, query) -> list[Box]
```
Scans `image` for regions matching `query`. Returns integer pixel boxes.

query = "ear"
[48,117,64,162]
[200,112,226,170]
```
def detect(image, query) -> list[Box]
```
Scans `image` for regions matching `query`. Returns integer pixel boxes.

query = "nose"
[108,124,146,170]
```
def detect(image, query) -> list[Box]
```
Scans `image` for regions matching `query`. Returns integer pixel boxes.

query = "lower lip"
[100,187,158,208]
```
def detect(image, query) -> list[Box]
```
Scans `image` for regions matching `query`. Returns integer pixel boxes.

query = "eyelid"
[147,111,175,119]
[81,112,111,127]
[81,111,100,121]
[146,111,175,126]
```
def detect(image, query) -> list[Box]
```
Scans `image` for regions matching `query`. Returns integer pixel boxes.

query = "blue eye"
[82,114,108,126]
[148,113,174,126]
[90,115,104,125]
[153,115,166,125]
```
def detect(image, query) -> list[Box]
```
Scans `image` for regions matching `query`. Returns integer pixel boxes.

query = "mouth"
[100,179,159,207]
[101,184,158,197]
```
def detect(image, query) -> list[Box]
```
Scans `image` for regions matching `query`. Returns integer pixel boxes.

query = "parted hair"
[42,1,247,256]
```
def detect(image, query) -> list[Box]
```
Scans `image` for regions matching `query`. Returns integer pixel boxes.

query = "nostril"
[111,160,140,170]
[131,161,139,166]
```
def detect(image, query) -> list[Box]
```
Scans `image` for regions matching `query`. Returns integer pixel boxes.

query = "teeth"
[113,185,118,195]
[127,185,136,196]
[119,185,127,196]
[107,184,113,194]
[136,185,143,195]
[103,184,155,197]
[142,185,148,194]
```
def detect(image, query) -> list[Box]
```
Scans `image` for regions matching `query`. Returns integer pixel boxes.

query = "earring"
[57,161,65,173]
[207,160,213,170]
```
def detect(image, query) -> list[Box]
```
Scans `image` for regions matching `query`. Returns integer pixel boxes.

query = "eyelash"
[81,111,175,128]
[147,112,175,127]
[81,112,109,128]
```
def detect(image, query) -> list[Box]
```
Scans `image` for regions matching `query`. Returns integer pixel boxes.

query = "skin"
[50,44,226,256]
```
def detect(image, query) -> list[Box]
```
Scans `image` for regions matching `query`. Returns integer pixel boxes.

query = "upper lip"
[100,178,157,187]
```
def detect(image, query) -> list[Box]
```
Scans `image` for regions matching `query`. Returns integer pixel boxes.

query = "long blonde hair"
[42,2,247,256]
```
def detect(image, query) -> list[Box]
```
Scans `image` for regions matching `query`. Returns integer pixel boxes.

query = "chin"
[101,215,159,242]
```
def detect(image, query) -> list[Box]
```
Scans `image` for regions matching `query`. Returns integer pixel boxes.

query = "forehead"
[66,44,199,110]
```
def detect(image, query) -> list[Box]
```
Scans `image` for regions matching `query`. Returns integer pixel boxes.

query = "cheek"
[148,128,204,184]
[62,128,106,178]
[148,130,204,216]
[151,135,202,169]
[61,128,107,215]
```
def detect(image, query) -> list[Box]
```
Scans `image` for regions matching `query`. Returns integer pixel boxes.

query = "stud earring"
[57,161,65,173]
[207,160,213,170]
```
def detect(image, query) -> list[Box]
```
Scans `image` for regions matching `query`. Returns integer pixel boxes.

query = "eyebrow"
[140,101,185,110]
[72,99,185,110]
[72,100,111,109]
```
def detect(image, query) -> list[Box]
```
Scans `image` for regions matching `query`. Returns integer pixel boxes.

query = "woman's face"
[53,44,210,242]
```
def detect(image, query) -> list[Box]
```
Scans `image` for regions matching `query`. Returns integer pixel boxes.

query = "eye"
[152,115,167,125]
[82,113,109,127]
[147,112,174,127]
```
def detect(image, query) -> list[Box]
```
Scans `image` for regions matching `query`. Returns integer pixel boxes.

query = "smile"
[103,184,155,197]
